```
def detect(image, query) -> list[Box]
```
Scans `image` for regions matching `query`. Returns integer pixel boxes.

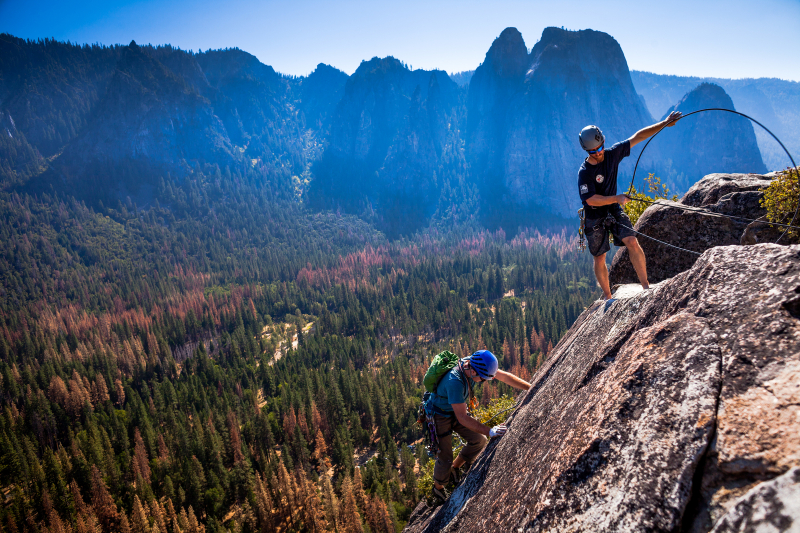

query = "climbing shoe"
[431,485,449,506]
[449,464,469,486]
[449,466,462,486]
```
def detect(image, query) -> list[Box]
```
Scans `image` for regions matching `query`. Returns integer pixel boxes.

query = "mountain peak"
[483,27,528,79]
[656,82,767,181]
[665,82,733,117]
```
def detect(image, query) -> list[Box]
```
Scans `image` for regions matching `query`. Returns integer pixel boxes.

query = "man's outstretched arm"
[495,369,531,391]
[628,110,682,148]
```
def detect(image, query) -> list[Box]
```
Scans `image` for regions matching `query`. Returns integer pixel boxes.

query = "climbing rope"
[484,405,517,426]
[628,196,800,231]
[625,225,701,256]
[626,108,799,244]
[484,394,526,426]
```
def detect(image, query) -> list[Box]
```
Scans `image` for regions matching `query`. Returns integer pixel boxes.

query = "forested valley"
[0,36,602,532]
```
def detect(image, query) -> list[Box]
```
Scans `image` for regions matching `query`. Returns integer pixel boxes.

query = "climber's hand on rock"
[489,425,507,438]
[665,110,682,126]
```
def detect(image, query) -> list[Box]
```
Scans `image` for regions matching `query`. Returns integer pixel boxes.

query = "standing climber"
[428,350,531,504]
[578,111,682,299]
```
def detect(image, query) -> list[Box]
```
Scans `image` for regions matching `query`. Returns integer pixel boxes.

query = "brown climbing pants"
[432,413,488,485]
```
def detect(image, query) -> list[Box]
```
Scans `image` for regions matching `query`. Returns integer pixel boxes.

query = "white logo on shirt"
[596,174,605,183]
[580,184,588,194]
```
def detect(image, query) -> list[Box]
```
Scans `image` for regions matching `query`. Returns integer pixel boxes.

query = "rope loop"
[626,108,798,245]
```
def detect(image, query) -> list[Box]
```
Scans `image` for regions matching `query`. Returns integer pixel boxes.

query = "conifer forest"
[0,36,601,532]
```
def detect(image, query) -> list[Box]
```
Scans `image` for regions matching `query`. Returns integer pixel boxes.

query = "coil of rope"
[625,108,799,248]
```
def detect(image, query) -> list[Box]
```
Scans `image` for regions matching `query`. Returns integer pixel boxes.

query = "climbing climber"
[425,350,531,505]
[577,111,682,299]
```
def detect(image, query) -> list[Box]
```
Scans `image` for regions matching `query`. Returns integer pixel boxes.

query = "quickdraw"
[420,392,440,457]
[578,207,587,252]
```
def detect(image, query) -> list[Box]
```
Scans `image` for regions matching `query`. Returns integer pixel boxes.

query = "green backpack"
[423,351,460,393]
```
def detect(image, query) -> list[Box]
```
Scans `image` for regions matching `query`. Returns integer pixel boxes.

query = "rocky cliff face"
[298,63,349,132]
[640,83,767,194]
[631,71,800,173]
[467,27,654,222]
[608,172,797,287]
[307,57,464,235]
[406,242,800,532]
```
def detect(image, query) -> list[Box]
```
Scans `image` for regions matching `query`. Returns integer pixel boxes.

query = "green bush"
[760,168,800,238]
[623,173,678,227]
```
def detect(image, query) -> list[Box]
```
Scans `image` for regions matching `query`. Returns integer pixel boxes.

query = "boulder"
[405,244,800,533]
[709,467,800,533]
[609,173,780,286]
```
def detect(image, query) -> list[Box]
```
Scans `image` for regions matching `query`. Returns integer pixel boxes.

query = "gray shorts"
[585,210,636,257]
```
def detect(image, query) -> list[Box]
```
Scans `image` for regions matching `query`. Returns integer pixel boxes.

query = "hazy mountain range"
[1,28,792,235]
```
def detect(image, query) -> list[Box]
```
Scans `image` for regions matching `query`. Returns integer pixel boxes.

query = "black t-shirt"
[578,140,631,218]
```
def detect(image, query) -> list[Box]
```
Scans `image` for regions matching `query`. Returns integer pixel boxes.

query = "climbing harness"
[626,108,799,246]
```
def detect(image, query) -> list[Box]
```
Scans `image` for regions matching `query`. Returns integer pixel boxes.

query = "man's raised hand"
[665,110,683,127]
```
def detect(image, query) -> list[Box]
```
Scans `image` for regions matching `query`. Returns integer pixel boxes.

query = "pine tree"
[254,473,275,533]
[90,464,120,530]
[165,499,179,532]
[522,337,530,367]
[130,495,149,533]
[132,428,151,486]
[149,499,167,533]
[352,467,368,514]
[178,509,189,532]
[277,460,297,526]
[157,434,169,464]
[227,410,245,464]
[119,514,132,533]
[42,489,68,533]
[187,506,204,533]
[320,471,338,526]
[312,428,328,468]
[337,475,363,533]
[301,474,328,533]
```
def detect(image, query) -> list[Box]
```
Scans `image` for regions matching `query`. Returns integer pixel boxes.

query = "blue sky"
[2,0,799,80]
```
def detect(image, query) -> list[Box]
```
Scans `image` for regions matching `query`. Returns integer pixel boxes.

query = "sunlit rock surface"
[406,244,800,533]
[608,172,793,286]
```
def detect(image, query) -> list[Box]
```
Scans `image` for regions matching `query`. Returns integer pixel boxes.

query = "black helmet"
[579,125,605,151]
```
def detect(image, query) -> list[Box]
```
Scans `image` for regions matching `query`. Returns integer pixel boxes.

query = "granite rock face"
[298,63,349,133]
[405,244,800,533]
[709,467,800,533]
[48,41,242,204]
[608,172,796,286]
[650,83,767,193]
[466,27,654,220]
[307,56,464,235]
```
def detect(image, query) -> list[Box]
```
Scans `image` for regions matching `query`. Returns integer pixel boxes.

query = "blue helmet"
[469,350,498,379]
